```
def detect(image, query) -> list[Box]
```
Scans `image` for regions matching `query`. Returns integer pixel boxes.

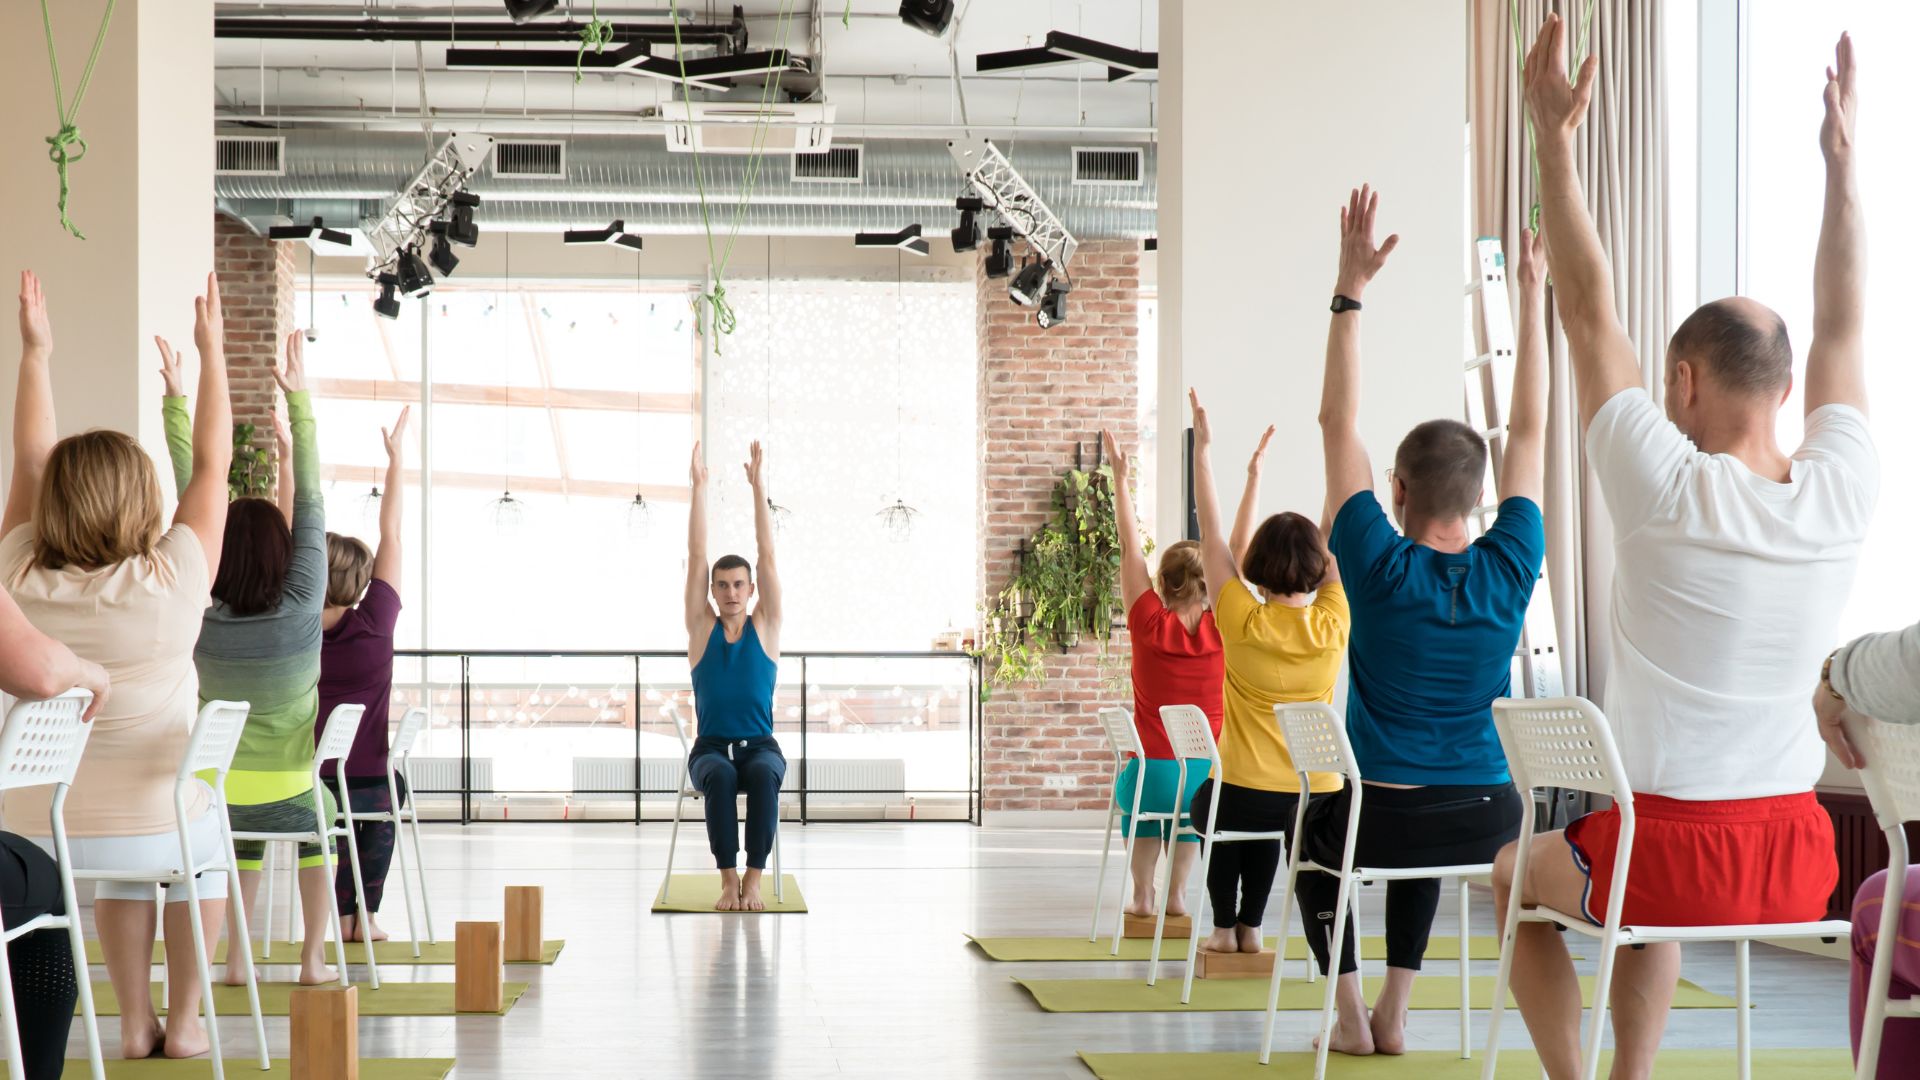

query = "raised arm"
[176,273,235,575]
[274,332,328,610]
[273,412,294,527]
[1100,429,1152,610]
[157,337,194,497]
[371,406,410,588]
[1188,389,1236,611]
[1501,227,1550,505]
[1805,33,1866,418]
[1523,15,1644,431]
[5,273,58,536]
[684,442,713,636]
[1320,186,1397,510]
[0,590,109,720]
[744,441,781,630]
[1229,426,1275,565]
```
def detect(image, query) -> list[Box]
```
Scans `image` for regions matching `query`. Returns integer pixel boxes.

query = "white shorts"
[31,785,231,903]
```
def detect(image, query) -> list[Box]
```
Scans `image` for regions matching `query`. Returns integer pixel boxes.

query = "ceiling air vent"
[492,140,566,179]
[1072,146,1144,187]
[215,136,285,177]
[791,145,863,183]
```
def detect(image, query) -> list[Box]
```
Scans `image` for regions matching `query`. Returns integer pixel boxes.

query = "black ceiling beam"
[445,40,653,72]
[974,46,1078,74]
[1042,31,1156,72]
[213,17,744,52]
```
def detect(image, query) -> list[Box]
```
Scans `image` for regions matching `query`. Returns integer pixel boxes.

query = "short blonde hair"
[325,533,374,608]
[1154,540,1207,608]
[34,431,164,571]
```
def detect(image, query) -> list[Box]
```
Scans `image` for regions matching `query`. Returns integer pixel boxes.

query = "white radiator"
[408,756,491,792]
[571,756,907,805]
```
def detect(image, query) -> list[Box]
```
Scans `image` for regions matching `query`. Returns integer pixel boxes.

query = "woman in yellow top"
[1185,389,1350,957]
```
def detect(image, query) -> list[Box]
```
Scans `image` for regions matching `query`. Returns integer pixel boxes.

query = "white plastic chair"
[319,706,435,959]
[1847,712,1920,1080]
[0,690,104,1080]
[1483,697,1853,1080]
[1260,702,1486,1073]
[233,703,379,988]
[1089,707,1180,954]
[656,705,784,904]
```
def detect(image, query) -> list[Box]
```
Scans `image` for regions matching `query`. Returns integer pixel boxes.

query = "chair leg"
[1311,871,1354,1080]
[178,870,228,1080]
[284,842,299,952]
[1176,837,1215,1002]
[1091,803,1118,943]
[1259,855,1305,1065]
[657,792,686,905]
[1147,828,1176,986]
[259,842,276,961]
[335,798,381,989]
[1459,877,1471,1060]
[772,822,785,902]
[401,784,436,943]
[314,836,354,989]
[1735,939,1751,1080]
[223,858,269,1071]
[1582,929,1621,1080]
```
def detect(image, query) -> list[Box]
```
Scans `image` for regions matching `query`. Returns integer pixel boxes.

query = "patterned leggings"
[327,775,409,916]
[1851,867,1920,1079]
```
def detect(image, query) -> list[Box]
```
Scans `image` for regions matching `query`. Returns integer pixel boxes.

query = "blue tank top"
[690,617,777,739]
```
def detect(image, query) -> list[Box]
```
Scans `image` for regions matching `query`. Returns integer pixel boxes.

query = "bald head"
[1666,297,1793,400]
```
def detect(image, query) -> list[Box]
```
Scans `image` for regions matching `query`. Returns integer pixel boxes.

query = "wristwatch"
[1330,294,1363,314]
[1821,649,1846,702]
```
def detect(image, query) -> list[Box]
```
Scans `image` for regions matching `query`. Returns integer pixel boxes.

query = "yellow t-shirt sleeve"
[1311,581,1351,640]
[1213,578,1255,644]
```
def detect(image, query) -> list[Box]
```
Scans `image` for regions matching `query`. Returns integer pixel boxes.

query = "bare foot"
[1370,1004,1408,1055]
[298,962,339,985]
[1164,895,1189,918]
[343,914,391,943]
[1235,924,1263,953]
[1204,927,1238,954]
[163,1017,211,1060]
[222,962,250,987]
[121,1018,165,1059]
[1124,888,1155,919]
[715,868,743,911]
[1313,1011,1376,1057]
[740,868,767,912]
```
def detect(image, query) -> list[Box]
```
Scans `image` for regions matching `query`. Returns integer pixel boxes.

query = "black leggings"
[1295,782,1524,974]
[1188,779,1300,930]
[0,832,76,1080]
[326,774,409,916]
[688,737,787,870]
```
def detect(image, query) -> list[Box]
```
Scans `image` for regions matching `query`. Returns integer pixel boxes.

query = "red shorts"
[1563,791,1836,927]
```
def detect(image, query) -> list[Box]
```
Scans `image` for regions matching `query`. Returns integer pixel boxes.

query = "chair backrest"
[1491,696,1632,804]
[1852,713,1920,833]
[1275,702,1361,785]
[312,703,368,767]
[666,704,694,756]
[389,706,428,760]
[179,700,252,779]
[0,690,94,794]
[1158,705,1219,765]
[1096,707,1143,760]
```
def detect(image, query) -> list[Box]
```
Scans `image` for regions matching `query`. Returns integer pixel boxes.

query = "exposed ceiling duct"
[214,132,1155,239]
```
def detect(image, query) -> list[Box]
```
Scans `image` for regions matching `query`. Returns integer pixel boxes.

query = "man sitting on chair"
[1493,20,1875,1079]
[684,440,787,911]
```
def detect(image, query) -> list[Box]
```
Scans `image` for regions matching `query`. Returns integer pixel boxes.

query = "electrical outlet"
[1042,775,1074,791]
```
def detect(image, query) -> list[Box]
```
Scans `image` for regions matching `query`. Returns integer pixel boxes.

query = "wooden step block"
[1195,946,1276,980]
[455,921,504,1013]
[290,985,358,1080]
[1123,912,1191,939]
[504,886,544,963]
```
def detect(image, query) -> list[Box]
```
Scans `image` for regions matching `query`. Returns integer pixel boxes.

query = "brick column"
[213,213,296,469]
[978,241,1142,814]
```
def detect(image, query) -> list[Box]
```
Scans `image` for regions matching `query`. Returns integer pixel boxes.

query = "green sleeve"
[162,396,193,497]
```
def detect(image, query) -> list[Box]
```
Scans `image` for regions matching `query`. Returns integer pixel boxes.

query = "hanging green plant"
[227,423,274,500]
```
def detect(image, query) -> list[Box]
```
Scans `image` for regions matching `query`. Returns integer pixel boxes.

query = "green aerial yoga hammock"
[39,0,119,240]
[575,1,615,83]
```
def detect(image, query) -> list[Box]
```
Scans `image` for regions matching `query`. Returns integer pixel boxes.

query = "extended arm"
[176,274,235,575]
[1805,34,1866,418]
[1501,227,1550,505]
[1101,429,1152,610]
[1229,426,1275,565]
[1829,621,1920,728]
[1188,390,1236,611]
[5,273,58,536]
[1320,186,1398,510]
[745,441,782,628]
[276,332,328,609]
[1523,15,1643,430]
[372,407,410,588]
[684,443,712,635]
[274,412,295,527]
[157,338,194,496]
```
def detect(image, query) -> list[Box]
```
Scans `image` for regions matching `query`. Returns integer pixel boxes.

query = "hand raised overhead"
[1101,428,1130,483]
[1515,226,1547,297]
[1820,32,1857,163]
[383,406,411,462]
[1523,13,1597,140]
[1188,388,1212,448]
[193,273,224,358]
[1336,185,1399,298]
[155,336,187,396]
[274,330,308,394]
[744,439,766,492]
[689,441,709,489]
[18,272,52,354]
[1247,425,1276,479]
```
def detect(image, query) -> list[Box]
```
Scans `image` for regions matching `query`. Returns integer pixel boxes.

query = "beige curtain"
[1471,0,1671,704]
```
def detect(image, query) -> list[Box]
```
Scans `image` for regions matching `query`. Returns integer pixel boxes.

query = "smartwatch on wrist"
[1330,294,1363,314]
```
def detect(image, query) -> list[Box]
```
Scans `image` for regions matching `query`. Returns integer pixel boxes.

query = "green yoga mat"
[81,979,529,1017]
[651,874,806,913]
[62,1060,454,1079]
[1077,1048,1852,1079]
[1015,974,1735,1013]
[967,934,1505,963]
[84,938,566,967]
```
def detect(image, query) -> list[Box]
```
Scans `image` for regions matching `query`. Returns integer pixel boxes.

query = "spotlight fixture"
[983,226,1014,278]
[268,216,354,246]
[899,0,956,37]
[394,246,434,298]
[428,225,460,277]
[563,219,643,251]
[855,224,930,256]
[950,196,984,253]
[372,273,402,320]
[502,0,560,24]
[1035,278,1071,329]
[445,191,481,247]
[1008,259,1050,307]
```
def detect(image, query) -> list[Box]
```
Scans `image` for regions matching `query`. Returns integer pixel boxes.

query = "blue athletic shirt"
[1328,491,1546,785]
[690,617,778,739]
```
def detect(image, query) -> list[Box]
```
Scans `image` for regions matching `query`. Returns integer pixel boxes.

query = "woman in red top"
[1104,430,1226,919]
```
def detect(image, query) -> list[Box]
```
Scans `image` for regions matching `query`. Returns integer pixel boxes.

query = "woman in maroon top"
[1103,430,1227,920]
[316,407,408,943]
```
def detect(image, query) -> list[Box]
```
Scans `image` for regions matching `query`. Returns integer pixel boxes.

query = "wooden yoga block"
[290,985,358,1080]
[455,921,505,1013]
[1195,946,1275,980]
[504,885,544,962]
[1123,912,1191,939]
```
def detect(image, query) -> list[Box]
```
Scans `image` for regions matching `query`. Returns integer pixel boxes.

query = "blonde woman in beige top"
[0,271,234,1061]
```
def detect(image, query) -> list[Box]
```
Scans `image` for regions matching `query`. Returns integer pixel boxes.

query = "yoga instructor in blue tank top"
[684,439,787,911]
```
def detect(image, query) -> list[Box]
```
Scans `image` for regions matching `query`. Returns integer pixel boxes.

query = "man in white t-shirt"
[1492,19,1876,1080]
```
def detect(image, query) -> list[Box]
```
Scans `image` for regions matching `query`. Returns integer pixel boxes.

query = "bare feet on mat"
[123,1018,166,1059]
[1313,1010,1376,1057]
[1204,927,1238,953]
[1235,924,1263,953]
[298,962,339,986]
[222,961,249,987]
[740,868,767,911]
[343,914,391,943]
[1370,1003,1409,1055]
[1123,899,1155,919]
[715,868,743,911]
[163,1017,211,1059]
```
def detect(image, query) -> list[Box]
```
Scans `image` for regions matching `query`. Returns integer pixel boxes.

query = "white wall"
[1157,0,1468,539]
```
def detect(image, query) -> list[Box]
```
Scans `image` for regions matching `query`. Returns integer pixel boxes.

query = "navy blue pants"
[688,736,786,870]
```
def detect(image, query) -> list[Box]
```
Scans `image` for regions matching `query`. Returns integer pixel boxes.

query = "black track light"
[950,211,980,253]
[445,191,481,247]
[983,226,1014,278]
[372,273,401,320]
[503,0,560,24]
[429,226,460,277]
[267,216,353,246]
[395,246,434,298]
[563,219,644,251]
[1035,278,1071,329]
[899,0,956,37]
[1008,259,1049,307]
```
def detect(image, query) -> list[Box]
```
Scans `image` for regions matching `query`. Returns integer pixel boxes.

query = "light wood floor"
[82,822,1853,1078]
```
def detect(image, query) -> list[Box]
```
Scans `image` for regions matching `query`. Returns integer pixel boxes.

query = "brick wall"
[213,213,296,467]
[978,241,1142,813]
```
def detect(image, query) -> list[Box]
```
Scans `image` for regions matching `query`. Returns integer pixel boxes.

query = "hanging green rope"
[575,1,615,83]
[38,0,119,240]
[1510,0,1597,233]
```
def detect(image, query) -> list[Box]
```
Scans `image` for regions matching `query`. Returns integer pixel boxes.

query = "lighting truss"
[947,138,1077,272]
[363,132,497,282]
